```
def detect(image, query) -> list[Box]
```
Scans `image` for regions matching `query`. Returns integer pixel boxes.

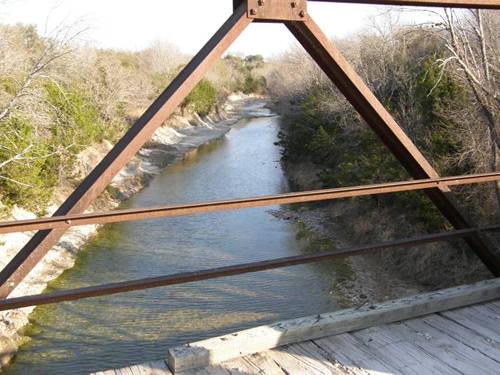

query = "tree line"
[0,22,266,214]
[265,9,498,285]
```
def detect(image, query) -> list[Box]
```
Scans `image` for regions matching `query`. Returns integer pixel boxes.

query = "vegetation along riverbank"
[264,10,499,304]
[0,21,268,366]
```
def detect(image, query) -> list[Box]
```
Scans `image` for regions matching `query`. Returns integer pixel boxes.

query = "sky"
[1,0,435,57]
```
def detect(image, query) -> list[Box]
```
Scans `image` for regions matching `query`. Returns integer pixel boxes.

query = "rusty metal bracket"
[246,0,308,21]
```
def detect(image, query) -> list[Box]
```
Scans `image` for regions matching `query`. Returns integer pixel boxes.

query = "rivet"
[258,0,265,5]
[250,8,257,15]
[65,219,72,225]
[299,10,306,18]
[291,1,297,8]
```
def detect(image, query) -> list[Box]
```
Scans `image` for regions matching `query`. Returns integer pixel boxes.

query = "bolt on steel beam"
[246,0,308,21]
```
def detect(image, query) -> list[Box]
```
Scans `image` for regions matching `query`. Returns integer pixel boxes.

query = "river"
[6,101,341,374]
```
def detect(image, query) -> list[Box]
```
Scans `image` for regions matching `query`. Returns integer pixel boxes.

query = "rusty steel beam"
[0,4,253,299]
[307,0,500,9]
[246,0,308,21]
[0,224,498,312]
[286,16,500,276]
[0,172,499,235]
[234,0,500,11]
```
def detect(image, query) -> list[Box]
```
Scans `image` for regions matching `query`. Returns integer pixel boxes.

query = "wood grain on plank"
[94,361,172,375]
[241,352,291,375]
[266,341,348,374]
[420,313,500,363]
[390,319,500,374]
[441,305,500,339]
[314,333,400,374]
[482,301,500,315]
[352,325,459,375]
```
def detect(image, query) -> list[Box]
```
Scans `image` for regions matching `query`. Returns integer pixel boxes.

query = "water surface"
[7,102,340,374]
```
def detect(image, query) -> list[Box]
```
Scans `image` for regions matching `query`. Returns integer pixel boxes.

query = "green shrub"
[242,74,266,94]
[0,116,57,211]
[182,79,217,116]
[0,77,18,95]
[44,81,106,150]
[307,126,334,163]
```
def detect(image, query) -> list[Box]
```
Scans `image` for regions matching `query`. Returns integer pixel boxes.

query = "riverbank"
[5,98,342,374]
[0,94,262,366]
[271,155,492,308]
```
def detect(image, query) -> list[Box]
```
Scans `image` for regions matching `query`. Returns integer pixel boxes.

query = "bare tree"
[428,9,500,217]
[0,22,86,122]
[0,19,87,190]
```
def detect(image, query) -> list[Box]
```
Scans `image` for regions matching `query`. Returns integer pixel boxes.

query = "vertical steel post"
[286,16,500,276]
[0,4,253,298]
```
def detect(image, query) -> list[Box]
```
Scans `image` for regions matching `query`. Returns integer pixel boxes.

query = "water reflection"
[7,103,339,374]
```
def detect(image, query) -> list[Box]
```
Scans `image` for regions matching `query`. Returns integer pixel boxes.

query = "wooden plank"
[214,354,283,375]
[314,333,400,374]
[351,325,459,374]
[265,341,349,374]
[420,313,500,363]
[178,366,230,375]
[441,304,500,339]
[92,361,172,375]
[482,300,500,314]
[390,318,500,374]
[131,361,172,375]
[115,367,134,375]
[241,352,290,375]
[489,300,500,309]
[167,279,500,372]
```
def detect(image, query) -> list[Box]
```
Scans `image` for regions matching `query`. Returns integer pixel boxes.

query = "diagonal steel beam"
[286,16,500,276]
[0,4,253,298]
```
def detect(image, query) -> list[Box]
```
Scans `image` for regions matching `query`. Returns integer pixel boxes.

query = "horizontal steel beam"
[0,225,498,311]
[233,0,500,11]
[0,172,498,234]
[307,0,500,9]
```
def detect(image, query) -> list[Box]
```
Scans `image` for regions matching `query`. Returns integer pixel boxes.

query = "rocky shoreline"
[0,94,261,366]
[270,203,426,308]
[268,154,430,308]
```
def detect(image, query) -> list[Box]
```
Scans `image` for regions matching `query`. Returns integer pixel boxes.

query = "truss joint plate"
[246,0,307,21]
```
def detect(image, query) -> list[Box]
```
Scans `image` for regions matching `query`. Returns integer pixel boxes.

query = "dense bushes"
[223,54,267,95]
[0,23,267,213]
[44,81,107,149]
[270,27,494,230]
[267,16,499,285]
[0,116,56,211]
[182,79,217,116]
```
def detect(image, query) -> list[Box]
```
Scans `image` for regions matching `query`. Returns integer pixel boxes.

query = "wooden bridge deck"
[93,279,500,375]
